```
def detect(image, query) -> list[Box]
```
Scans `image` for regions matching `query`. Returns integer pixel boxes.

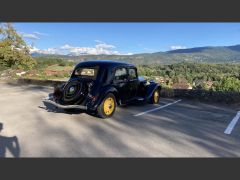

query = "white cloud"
[124,52,133,55]
[39,48,61,55]
[20,31,48,40]
[33,31,48,36]
[29,46,63,55]
[60,44,74,50]
[170,45,187,50]
[21,33,40,40]
[96,43,116,49]
[29,46,40,53]
[94,40,104,44]
[60,43,120,55]
[30,42,132,55]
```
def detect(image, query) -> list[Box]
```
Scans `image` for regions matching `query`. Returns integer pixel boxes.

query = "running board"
[119,97,145,105]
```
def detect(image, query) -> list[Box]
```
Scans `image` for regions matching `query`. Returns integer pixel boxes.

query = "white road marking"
[134,99,182,117]
[224,111,240,135]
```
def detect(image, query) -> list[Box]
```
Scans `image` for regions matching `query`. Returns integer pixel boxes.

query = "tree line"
[137,62,240,92]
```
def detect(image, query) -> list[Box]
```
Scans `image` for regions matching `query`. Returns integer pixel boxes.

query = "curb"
[1,78,239,104]
[1,78,66,87]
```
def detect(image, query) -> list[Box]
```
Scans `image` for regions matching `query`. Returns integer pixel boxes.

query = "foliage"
[137,62,240,92]
[19,57,76,80]
[0,23,36,70]
[34,57,75,69]
[213,77,240,92]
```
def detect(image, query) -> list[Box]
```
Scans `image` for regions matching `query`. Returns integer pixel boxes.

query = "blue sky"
[12,23,240,55]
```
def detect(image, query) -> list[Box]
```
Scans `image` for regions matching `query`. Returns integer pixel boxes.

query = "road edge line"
[133,99,182,117]
[224,111,240,135]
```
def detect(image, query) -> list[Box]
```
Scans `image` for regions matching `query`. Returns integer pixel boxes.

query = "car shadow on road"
[41,101,98,117]
[41,101,80,114]
[0,122,20,158]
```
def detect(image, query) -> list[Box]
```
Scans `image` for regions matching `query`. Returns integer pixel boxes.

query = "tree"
[214,77,240,92]
[0,23,36,70]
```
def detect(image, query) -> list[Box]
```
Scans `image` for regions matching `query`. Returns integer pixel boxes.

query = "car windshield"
[74,66,99,80]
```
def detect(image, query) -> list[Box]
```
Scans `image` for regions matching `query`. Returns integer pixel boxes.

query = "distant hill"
[32,44,240,65]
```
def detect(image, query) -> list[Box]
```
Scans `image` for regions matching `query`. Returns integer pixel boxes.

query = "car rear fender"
[94,86,119,107]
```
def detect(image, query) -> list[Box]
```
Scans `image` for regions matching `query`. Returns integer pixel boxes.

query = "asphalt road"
[0,82,240,157]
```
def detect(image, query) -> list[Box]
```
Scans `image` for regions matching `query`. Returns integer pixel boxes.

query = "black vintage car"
[43,60,161,118]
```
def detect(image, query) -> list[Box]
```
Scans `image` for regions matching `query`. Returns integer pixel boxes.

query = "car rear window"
[74,66,99,80]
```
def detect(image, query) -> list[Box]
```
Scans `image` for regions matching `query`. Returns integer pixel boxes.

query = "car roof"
[75,60,135,69]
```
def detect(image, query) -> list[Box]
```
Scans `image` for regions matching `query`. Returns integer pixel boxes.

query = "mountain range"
[32,44,240,65]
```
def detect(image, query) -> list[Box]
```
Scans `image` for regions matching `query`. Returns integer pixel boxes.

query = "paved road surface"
[0,82,240,157]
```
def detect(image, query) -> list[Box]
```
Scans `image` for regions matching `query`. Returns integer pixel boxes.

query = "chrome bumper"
[42,99,87,110]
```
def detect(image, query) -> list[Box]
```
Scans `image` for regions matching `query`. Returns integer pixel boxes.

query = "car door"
[113,67,129,103]
[127,67,139,99]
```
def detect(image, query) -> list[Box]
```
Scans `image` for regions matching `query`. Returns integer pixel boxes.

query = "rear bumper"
[43,99,88,110]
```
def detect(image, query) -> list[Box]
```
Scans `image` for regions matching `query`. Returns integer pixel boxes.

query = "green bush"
[213,77,240,92]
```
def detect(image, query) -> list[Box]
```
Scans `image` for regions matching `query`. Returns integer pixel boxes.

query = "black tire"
[97,93,117,119]
[150,89,160,104]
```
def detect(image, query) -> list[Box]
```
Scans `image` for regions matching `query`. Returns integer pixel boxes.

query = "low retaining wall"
[17,78,66,87]
[3,78,239,104]
[1,78,66,87]
[170,89,240,104]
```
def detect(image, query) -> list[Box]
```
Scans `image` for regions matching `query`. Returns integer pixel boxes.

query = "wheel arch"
[96,86,119,107]
[96,90,118,119]
[145,83,161,100]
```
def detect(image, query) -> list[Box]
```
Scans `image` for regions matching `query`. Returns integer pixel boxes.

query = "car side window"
[114,68,127,82]
[128,68,137,80]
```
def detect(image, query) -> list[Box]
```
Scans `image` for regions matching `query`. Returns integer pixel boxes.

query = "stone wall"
[4,78,66,87]
[168,89,240,104]
[2,78,239,104]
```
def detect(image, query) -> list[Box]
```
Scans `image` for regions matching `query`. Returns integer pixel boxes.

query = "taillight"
[88,94,97,102]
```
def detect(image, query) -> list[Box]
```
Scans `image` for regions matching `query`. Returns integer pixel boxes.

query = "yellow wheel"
[150,89,160,104]
[97,93,116,118]
[153,90,159,103]
[103,97,115,115]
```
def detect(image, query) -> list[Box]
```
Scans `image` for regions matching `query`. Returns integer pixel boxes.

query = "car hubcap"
[69,86,75,94]
[103,97,115,115]
[154,91,159,103]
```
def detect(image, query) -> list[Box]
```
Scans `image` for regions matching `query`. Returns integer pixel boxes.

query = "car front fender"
[145,83,161,100]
